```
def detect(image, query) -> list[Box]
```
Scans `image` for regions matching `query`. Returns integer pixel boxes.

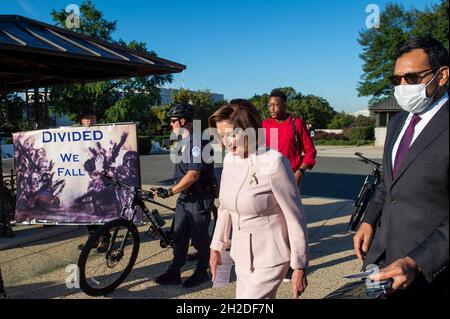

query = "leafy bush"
[354,115,375,127]
[314,131,348,141]
[343,127,374,142]
[328,112,355,129]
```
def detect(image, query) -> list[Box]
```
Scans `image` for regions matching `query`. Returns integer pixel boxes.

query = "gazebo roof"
[369,96,402,112]
[0,15,186,92]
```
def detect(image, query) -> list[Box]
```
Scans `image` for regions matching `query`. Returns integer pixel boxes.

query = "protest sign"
[13,123,141,224]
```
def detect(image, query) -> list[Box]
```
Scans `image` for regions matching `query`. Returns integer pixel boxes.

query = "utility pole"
[182,70,185,89]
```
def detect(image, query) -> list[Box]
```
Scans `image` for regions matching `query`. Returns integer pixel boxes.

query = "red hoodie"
[262,116,317,172]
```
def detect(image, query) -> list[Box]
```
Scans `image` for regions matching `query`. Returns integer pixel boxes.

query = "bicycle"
[77,173,175,296]
[348,152,382,232]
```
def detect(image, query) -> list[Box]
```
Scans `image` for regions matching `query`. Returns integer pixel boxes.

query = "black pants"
[168,194,213,273]
[86,225,111,242]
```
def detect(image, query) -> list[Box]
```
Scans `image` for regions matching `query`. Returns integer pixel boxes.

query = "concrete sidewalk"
[315,145,383,159]
[1,191,362,299]
[0,224,80,251]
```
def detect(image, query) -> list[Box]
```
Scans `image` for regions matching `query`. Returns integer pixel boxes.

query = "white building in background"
[159,88,225,105]
[352,109,371,117]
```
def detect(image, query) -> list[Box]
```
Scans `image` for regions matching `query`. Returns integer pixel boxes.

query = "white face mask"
[394,71,440,114]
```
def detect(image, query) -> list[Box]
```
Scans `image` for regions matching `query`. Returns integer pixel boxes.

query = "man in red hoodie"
[262,90,317,185]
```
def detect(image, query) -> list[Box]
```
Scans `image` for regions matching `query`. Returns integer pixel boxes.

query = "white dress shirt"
[392,92,449,167]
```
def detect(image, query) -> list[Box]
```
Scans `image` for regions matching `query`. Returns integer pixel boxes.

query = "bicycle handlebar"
[102,173,153,199]
[355,152,382,168]
[102,173,134,190]
[102,173,177,211]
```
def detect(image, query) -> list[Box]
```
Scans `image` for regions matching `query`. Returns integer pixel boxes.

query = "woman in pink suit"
[209,99,309,299]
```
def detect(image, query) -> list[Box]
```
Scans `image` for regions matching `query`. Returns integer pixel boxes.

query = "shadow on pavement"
[302,172,365,200]
[157,169,366,201]
[5,199,357,299]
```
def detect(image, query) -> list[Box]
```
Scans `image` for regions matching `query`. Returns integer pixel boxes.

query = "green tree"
[51,0,117,41]
[290,95,335,128]
[49,0,173,136]
[357,1,449,105]
[250,94,270,119]
[251,91,335,128]
[0,93,32,133]
[328,112,355,129]
[271,87,299,102]
[357,3,413,105]
[172,89,223,129]
[411,1,449,48]
[152,105,171,135]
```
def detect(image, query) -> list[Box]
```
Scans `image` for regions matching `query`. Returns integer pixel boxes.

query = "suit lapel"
[391,102,449,187]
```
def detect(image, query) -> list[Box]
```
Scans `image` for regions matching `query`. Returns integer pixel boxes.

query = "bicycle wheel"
[348,184,373,231]
[78,218,140,296]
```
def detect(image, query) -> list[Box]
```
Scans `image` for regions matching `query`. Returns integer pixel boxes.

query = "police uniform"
[168,132,215,273]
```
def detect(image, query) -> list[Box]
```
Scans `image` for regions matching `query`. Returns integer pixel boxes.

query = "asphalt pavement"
[140,151,382,200]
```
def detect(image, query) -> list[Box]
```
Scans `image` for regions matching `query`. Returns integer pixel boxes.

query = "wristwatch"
[299,168,306,175]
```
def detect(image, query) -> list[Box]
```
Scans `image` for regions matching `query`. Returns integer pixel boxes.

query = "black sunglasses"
[389,67,439,86]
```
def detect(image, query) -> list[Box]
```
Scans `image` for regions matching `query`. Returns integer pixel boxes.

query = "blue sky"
[1,0,442,112]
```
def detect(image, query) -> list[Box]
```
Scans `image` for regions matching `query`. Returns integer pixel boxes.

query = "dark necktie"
[393,114,422,178]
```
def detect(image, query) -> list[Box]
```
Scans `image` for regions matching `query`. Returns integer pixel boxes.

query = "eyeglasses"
[267,103,285,108]
[389,67,439,86]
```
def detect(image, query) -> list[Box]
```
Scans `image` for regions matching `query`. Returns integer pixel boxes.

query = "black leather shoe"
[182,269,209,288]
[78,240,99,251]
[186,251,199,261]
[155,270,181,285]
[96,239,110,253]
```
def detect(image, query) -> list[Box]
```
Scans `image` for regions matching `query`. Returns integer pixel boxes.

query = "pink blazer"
[210,149,309,271]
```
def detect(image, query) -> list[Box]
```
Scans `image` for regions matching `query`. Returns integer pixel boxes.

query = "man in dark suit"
[353,36,449,300]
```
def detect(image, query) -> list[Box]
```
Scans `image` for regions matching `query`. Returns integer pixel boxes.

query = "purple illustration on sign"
[14,134,66,213]
[73,132,139,222]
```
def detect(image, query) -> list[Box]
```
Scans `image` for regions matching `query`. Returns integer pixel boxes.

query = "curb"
[0,225,81,251]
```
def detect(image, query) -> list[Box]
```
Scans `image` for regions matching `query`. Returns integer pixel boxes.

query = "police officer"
[152,104,215,288]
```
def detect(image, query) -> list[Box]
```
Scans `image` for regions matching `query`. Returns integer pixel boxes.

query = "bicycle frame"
[355,166,381,207]
[349,153,383,231]
[103,175,174,259]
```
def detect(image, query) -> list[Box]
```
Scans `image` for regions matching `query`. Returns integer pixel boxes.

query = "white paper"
[212,250,234,288]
